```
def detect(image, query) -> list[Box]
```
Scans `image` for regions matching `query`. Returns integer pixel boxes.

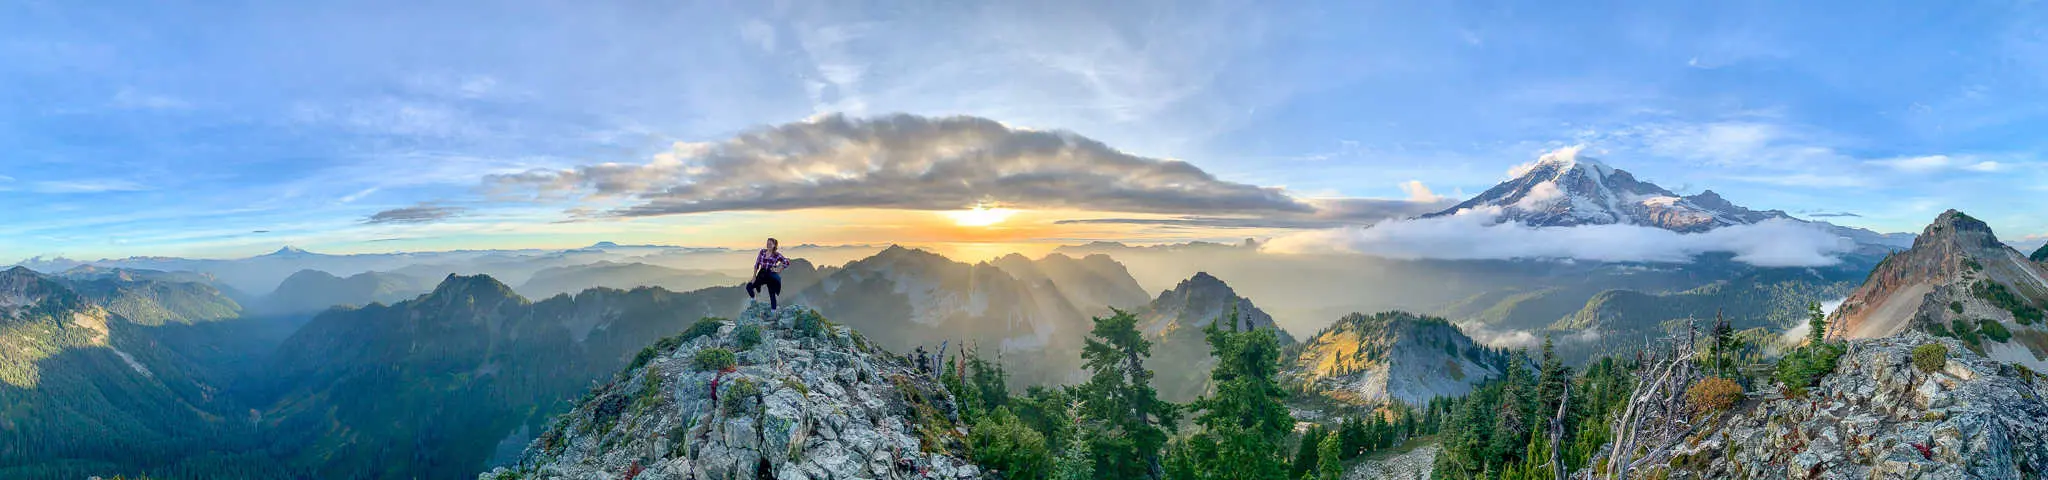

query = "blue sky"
[4,0,2046,262]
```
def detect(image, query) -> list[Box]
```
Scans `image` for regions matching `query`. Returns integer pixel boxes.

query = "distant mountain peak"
[424,274,523,305]
[1430,150,1805,233]
[264,246,316,257]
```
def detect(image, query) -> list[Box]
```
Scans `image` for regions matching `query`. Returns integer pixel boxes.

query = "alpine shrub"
[1773,343,1845,396]
[681,317,725,342]
[1685,377,1743,414]
[693,348,737,372]
[735,325,764,350]
[1911,343,1947,373]
[968,408,1052,480]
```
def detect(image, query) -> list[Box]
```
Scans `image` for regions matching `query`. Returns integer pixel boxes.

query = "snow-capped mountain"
[1426,147,1776,232]
[1426,147,1916,250]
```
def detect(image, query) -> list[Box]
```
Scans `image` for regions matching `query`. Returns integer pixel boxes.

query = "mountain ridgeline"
[1131,272,1293,401]
[258,268,432,315]
[1827,210,2048,369]
[0,267,293,478]
[791,246,1155,388]
[1288,311,1509,405]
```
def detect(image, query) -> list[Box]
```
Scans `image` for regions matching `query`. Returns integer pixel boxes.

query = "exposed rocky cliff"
[1827,210,2048,369]
[1657,333,2048,479]
[484,302,986,480]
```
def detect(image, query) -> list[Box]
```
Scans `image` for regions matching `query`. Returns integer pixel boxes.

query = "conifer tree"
[1806,301,1828,344]
[1077,309,1175,480]
[1316,433,1344,480]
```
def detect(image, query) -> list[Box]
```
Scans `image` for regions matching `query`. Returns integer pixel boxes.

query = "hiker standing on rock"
[745,238,791,312]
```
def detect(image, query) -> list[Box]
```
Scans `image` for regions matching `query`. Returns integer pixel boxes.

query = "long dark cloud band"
[487,113,1315,217]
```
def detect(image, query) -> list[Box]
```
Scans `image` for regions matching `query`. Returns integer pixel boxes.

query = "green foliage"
[733,325,763,351]
[1977,319,2012,343]
[692,348,737,372]
[969,408,1052,480]
[1912,344,1948,373]
[681,317,725,342]
[1806,301,1828,345]
[1431,354,1637,479]
[1948,319,1980,347]
[1315,433,1343,480]
[1773,342,1845,396]
[1972,281,2044,326]
[1170,313,1295,480]
[1076,309,1176,479]
[626,334,688,373]
[1048,399,1095,480]
[1950,301,1965,314]
[790,308,833,338]
[722,378,760,415]
[1290,426,1326,479]
[2032,244,2048,263]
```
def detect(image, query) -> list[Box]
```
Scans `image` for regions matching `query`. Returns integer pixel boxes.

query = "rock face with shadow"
[1659,332,2048,479]
[485,302,987,480]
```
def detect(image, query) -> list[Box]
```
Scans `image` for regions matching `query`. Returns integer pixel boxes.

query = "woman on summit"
[745,238,791,311]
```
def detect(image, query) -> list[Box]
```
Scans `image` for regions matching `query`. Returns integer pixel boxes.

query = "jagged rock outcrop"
[483,302,986,480]
[1289,311,1508,405]
[1138,272,1295,401]
[1659,333,2048,479]
[1827,210,2048,369]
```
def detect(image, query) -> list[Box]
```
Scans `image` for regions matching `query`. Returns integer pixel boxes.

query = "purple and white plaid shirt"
[753,249,790,273]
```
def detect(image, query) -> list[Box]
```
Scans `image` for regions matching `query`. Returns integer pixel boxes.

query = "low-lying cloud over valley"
[1263,209,1856,267]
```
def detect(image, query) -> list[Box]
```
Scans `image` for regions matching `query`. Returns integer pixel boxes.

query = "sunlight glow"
[943,205,1019,227]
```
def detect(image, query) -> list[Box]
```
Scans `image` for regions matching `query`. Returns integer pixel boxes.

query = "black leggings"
[745,269,781,309]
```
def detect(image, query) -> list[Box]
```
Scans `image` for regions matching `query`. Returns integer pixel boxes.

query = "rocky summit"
[483,302,985,480]
[1662,333,2048,479]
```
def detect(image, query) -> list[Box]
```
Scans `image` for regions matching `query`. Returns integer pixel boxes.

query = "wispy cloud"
[110,87,192,110]
[338,187,379,204]
[1870,155,2004,173]
[31,179,149,193]
[365,203,468,224]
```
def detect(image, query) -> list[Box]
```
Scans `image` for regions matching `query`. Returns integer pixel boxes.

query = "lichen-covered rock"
[1662,333,2048,479]
[481,302,987,480]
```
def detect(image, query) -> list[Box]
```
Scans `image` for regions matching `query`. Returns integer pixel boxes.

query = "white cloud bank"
[1262,209,1855,267]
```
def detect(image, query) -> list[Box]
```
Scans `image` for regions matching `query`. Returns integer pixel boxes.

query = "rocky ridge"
[1661,333,2048,479]
[1288,311,1508,405]
[483,302,985,480]
[1827,210,2048,369]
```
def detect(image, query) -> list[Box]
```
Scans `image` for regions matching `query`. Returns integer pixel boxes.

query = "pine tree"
[1806,301,1828,344]
[1077,309,1176,480]
[1178,306,1295,480]
[1710,313,1736,379]
[1291,426,1325,479]
[1315,433,1344,480]
[1051,401,1096,480]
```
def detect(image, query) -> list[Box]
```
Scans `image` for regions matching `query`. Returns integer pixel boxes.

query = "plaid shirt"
[753,249,790,273]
